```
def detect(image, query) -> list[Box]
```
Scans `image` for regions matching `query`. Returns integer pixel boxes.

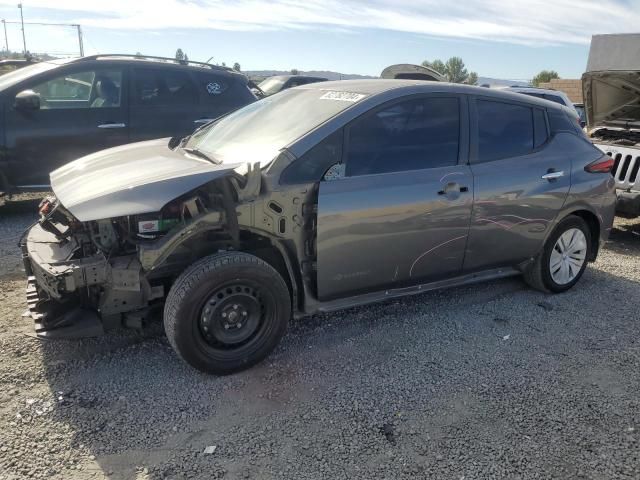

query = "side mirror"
[14,89,40,110]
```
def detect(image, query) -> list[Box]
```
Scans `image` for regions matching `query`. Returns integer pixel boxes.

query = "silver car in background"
[22,80,616,374]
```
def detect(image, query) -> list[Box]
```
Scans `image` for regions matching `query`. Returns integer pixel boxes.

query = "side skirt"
[314,267,521,313]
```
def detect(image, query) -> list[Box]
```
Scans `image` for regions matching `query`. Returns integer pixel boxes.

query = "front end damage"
[21,156,318,339]
[20,180,237,338]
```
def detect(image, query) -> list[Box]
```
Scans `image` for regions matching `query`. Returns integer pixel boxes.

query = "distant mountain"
[245,70,529,87]
[245,70,376,81]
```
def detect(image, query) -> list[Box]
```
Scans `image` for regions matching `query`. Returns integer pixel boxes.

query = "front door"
[5,66,128,187]
[316,94,472,301]
[463,98,571,272]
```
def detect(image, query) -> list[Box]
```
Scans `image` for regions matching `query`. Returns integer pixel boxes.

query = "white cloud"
[2,0,640,46]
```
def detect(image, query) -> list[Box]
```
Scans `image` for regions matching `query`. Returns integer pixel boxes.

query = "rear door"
[316,94,473,300]
[4,65,128,186]
[129,66,199,142]
[463,98,571,272]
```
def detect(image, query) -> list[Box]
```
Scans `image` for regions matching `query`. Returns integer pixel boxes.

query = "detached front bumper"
[21,223,107,338]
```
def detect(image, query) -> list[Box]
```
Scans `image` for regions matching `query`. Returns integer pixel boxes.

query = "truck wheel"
[164,252,291,374]
[524,215,592,293]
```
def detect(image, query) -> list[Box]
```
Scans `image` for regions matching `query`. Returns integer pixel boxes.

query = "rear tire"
[164,252,291,374]
[524,215,592,293]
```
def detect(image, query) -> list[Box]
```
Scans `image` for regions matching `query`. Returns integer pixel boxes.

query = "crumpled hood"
[51,138,241,221]
[582,71,640,129]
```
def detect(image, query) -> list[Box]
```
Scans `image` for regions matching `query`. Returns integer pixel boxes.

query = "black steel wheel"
[164,252,291,374]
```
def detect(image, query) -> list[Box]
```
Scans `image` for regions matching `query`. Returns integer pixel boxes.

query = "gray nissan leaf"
[21,80,616,374]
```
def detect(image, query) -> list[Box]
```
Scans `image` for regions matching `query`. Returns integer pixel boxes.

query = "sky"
[0,0,639,81]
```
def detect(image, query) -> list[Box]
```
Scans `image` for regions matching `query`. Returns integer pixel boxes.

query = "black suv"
[0,54,256,191]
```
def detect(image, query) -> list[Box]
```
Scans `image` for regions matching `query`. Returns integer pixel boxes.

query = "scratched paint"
[408,234,468,277]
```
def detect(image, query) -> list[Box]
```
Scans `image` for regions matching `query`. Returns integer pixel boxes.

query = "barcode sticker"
[319,91,366,102]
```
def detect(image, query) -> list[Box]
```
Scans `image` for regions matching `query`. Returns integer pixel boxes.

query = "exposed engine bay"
[590,127,640,147]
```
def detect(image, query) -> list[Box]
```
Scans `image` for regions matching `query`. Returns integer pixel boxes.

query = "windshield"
[0,60,69,91]
[258,77,286,96]
[186,88,366,166]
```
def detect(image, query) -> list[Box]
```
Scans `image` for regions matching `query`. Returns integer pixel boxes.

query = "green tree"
[531,70,559,87]
[290,68,299,75]
[421,59,446,75]
[421,56,477,84]
[233,62,241,72]
[175,48,185,60]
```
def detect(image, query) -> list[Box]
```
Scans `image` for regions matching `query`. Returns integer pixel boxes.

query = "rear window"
[476,100,534,162]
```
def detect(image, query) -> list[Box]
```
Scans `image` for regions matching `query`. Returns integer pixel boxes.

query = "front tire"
[164,252,291,374]
[524,215,592,293]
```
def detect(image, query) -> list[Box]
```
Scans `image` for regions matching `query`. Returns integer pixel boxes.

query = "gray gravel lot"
[0,198,639,479]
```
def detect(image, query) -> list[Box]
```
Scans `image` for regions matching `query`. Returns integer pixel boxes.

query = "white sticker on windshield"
[319,91,366,102]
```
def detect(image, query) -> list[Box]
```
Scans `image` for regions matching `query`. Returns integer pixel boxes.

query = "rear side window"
[194,72,230,102]
[477,100,533,162]
[133,68,197,106]
[547,108,576,133]
[533,108,548,147]
[345,96,460,176]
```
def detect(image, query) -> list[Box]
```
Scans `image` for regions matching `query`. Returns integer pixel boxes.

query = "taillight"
[585,157,614,173]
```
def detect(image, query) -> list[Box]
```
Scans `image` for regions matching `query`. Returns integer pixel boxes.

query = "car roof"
[269,75,328,81]
[506,86,570,98]
[299,79,568,110]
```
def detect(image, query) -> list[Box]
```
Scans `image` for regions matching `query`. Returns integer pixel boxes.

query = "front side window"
[477,100,534,162]
[345,97,460,176]
[31,69,122,109]
[133,68,197,106]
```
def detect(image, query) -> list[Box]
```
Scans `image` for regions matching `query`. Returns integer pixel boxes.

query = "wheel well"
[568,209,600,261]
[239,230,301,310]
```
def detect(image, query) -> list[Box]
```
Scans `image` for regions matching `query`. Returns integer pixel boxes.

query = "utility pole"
[2,21,85,57]
[1,20,8,54]
[75,24,84,56]
[17,3,26,54]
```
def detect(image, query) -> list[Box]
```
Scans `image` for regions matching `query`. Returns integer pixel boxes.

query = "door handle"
[98,122,126,129]
[541,170,564,180]
[194,118,214,125]
[438,183,468,195]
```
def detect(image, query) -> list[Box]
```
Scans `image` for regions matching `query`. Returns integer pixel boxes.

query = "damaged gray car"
[22,80,616,374]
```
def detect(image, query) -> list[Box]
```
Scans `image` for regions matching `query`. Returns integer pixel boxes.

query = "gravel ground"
[0,198,639,480]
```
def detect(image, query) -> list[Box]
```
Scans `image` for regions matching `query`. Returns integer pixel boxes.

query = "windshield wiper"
[182,147,220,165]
